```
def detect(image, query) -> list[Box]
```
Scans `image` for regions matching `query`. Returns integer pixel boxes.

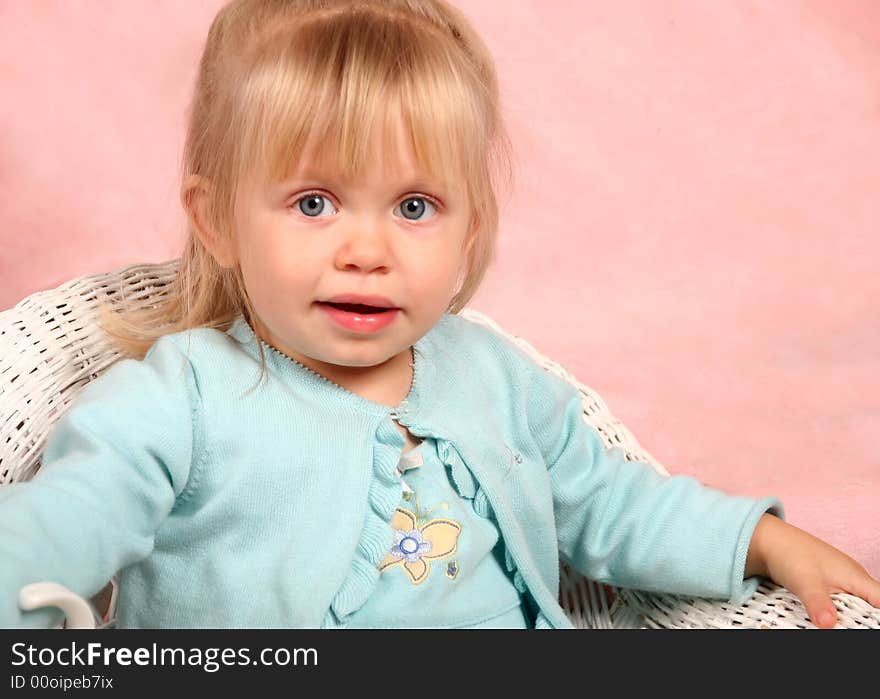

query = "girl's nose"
[335,218,395,272]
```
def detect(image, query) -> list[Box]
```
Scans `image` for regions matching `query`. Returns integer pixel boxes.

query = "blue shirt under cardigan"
[345,436,530,629]
[0,312,783,628]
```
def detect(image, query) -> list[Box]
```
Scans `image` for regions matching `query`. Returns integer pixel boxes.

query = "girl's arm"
[0,335,200,628]
[527,360,880,623]
[745,513,880,628]
[526,362,780,604]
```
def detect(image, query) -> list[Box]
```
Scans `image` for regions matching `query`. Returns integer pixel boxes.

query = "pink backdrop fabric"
[1,1,878,579]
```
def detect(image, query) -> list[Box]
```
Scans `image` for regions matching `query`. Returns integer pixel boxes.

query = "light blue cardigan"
[0,313,782,628]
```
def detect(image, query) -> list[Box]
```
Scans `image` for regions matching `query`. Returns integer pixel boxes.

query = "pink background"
[1,1,878,579]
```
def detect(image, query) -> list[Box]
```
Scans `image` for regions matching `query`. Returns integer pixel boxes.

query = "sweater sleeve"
[0,335,200,628]
[526,364,784,605]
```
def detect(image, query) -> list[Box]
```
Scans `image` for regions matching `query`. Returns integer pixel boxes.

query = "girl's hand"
[745,513,880,629]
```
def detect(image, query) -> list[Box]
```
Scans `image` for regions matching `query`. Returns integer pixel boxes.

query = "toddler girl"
[2,0,879,629]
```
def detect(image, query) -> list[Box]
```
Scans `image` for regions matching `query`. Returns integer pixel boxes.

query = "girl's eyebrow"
[277,170,451,197]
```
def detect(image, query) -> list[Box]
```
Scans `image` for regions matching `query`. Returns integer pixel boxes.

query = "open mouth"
[321,302,394,314]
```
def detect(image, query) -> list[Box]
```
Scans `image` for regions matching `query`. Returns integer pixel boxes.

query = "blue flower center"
[400,536,419,555]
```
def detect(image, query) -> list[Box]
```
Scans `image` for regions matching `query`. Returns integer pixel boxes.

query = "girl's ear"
[181,174,237,269]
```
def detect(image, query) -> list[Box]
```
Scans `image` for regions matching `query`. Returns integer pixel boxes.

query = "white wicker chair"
[2,260,879,629]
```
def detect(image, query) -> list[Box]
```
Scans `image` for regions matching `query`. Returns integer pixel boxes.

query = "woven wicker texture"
[2,260,878,629]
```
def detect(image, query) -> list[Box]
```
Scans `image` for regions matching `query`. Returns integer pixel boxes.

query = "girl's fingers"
[846,572,880,610]
[797,588,838,629]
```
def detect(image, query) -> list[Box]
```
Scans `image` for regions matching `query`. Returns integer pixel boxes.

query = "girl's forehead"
[294,106,462,185]
[245,100,467,199]
[276,144,463,197]
[290,141,441,184]
[287,159,445,187]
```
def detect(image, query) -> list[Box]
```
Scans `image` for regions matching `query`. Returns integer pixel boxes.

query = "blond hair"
[98,0,515,375]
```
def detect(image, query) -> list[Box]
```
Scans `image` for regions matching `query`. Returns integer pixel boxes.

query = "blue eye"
[292,193,439,221]
[396,196,437,221]
[296,193,337,218]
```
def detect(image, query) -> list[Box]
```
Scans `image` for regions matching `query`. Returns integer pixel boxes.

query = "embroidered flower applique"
[379,507,461,585]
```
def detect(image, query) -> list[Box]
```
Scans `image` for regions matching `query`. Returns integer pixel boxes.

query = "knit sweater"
[0,312,783,628]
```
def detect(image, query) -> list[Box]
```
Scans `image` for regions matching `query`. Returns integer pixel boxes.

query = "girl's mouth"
[317,302,401,334]
[322,302,393,314]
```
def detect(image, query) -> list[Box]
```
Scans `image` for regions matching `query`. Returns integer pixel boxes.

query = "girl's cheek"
[411,266,456,297]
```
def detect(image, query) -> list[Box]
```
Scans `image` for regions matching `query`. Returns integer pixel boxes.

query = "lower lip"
[317,303,401,333]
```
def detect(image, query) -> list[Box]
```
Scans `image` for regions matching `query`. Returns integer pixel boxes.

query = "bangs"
[229,4,488,194]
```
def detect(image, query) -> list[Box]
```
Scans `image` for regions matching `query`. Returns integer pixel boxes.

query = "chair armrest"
[19,582,98,629]
[614,582,880,629]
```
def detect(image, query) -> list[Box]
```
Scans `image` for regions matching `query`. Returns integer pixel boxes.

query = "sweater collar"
[226,313,453,422]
